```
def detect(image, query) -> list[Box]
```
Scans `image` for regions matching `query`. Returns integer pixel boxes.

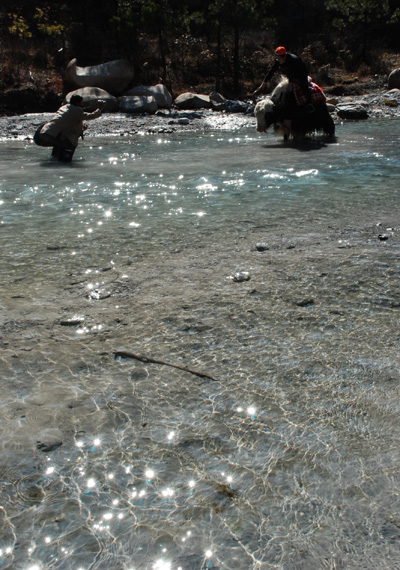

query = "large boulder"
[174,92,212,110]
[119,95,158,114]
[65,87,119,112]
[388,68,400,89]
[123,84,173,108]
[66,58,134,94]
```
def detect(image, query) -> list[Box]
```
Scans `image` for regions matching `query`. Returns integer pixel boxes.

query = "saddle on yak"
[293,78,326,107]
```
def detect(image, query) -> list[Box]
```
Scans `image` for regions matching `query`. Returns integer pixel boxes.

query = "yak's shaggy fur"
[255,78,335,140]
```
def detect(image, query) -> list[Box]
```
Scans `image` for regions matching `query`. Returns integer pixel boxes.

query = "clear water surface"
[1,120,400,570]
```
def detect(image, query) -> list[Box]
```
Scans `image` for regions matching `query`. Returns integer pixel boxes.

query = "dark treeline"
[1,0,400,98]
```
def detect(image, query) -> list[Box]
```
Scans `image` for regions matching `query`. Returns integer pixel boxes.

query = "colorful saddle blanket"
[293,79,326,107]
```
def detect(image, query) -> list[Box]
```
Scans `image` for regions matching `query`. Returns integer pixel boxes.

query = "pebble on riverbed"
[36,429,63,452]
[231,271,251,282]
[60,315,85,326]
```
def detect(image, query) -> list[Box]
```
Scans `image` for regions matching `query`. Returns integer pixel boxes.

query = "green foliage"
[7,7,63,39]
[34,7,64,37]
[8,14,32,39]
[326,0,391,22]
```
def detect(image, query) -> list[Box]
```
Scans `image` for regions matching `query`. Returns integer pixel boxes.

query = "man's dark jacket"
[263,53,310,101]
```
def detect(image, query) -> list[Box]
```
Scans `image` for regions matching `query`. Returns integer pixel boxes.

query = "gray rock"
[123,84,173,109]
[232,271,250,282]
[296,299,314,307]
[36,429,63,452]
[209,91,227,106]
[65,87,119,112]
[174,92,212,110]
[337,104,369,120]
[388,68,400,89]
[60,315,85,326]
[119,95,158,114]
[211,95,254,114]
[381,89,400,107]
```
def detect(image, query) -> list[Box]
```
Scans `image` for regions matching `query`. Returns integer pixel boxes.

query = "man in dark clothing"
[254,46,312,107]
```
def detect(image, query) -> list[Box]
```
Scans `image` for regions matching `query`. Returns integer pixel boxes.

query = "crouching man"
[34,95,105,162]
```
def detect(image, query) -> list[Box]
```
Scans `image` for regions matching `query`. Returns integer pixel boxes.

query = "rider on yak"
[253,46,334,139]
[254,46,312,111]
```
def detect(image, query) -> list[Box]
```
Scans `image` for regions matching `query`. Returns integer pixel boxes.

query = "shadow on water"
[38,158,86,168]
[261,135,338,151]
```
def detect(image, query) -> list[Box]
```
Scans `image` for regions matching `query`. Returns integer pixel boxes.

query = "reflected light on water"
[153,561,171,570]
[1,123,400,569]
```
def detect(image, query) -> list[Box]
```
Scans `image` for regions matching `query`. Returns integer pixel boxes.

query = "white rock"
[119,95,158,113]
[123,84,173,108]
[66,58,134,94]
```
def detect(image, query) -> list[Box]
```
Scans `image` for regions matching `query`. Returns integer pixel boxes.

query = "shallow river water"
[1,119,400,570]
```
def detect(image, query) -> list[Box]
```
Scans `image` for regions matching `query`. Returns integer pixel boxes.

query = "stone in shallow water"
[60,315,85,326]
[296,298,315,307]
[36,429,63,452]
[232,271,250,282]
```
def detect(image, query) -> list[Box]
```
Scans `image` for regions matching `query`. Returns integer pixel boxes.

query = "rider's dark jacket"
[263,53,311,102]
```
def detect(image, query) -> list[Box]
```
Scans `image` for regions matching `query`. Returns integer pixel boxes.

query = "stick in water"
[114,350,216,381]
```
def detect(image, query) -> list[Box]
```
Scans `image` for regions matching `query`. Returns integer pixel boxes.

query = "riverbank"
[1,85,400,142]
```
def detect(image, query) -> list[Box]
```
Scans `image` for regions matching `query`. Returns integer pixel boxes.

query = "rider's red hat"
[275,46,286,56]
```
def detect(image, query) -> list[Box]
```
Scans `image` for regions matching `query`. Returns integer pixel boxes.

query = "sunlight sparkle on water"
[153,560,171,570]
[295,169,319,177]
[1,121,399,570]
